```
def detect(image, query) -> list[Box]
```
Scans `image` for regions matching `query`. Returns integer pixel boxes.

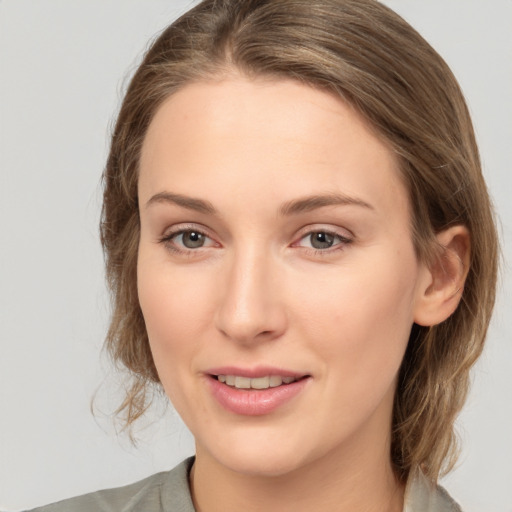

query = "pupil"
[183,231,205,248]
[311,232,334,249]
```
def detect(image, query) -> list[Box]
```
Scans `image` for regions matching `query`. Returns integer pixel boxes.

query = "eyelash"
[158,225,353,256]
[158,224,216,256]
[293,229,353,256]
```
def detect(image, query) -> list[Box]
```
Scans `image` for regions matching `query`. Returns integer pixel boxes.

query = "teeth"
[234,376,251,389]
[217,375,299,389]
[269,375,283,387]
[251,376,270,389]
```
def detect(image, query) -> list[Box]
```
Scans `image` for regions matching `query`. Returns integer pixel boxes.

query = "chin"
[197,426,325,478]
[218,449,309,478]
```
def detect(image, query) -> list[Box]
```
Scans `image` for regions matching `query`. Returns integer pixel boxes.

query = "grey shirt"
[28,457,462,512]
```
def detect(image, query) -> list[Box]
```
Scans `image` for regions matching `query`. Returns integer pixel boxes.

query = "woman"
[28,0,498,510]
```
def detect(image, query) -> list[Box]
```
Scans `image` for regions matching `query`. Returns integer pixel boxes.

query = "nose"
[214,248,288,345]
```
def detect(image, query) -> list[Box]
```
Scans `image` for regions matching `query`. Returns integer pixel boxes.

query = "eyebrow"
[279,193,374,216]
[145,191,373,216]
[145,192,217,214]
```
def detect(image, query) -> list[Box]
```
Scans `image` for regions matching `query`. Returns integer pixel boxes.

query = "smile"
[216,375,300,389]
[207,371,310,415]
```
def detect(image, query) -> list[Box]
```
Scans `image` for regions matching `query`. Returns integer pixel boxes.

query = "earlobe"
[413,225,470,327]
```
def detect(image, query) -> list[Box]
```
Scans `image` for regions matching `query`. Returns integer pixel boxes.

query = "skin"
[137,76,466,512]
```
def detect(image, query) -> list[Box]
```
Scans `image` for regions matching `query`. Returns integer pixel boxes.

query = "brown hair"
[100,0,498,482]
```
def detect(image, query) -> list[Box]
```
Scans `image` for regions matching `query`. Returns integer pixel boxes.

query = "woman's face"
[137,77,431,477]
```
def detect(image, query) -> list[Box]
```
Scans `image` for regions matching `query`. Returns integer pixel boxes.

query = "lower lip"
[206,376,309,416]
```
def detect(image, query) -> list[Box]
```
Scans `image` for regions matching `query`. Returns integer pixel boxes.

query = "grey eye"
[181,231,206,248]
[309,232,335,249]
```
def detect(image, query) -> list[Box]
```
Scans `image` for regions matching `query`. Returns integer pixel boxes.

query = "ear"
[413,225,470,327]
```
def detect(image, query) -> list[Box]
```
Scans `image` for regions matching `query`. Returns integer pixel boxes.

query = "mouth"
[213,374,307,390]
[205,366,311,415]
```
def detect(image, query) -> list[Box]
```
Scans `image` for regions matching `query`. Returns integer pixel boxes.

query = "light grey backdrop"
[1,1,511,511]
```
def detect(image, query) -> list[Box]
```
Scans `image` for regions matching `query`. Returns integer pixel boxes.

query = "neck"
[190,434,404,512]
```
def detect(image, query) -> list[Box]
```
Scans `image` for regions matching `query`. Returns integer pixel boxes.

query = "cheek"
[137,256,214,383]
[294,253,418,391]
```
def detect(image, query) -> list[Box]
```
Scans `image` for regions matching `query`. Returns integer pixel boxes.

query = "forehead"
[139,77,407,219]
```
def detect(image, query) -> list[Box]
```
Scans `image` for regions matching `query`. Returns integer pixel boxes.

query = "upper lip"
[206,366,309,379]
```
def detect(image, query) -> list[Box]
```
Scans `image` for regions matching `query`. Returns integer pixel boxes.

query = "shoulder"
[404,470,463,512]
[26,458,196,512]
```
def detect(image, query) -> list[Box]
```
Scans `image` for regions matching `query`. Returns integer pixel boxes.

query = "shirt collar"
[403,470,462,512]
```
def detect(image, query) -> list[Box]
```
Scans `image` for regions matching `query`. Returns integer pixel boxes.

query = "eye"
[175,230,209,249]
[159,226,218,253]
[295,230,352,251]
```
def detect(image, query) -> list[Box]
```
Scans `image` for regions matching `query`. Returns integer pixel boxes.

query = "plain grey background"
[0,1,511,511]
